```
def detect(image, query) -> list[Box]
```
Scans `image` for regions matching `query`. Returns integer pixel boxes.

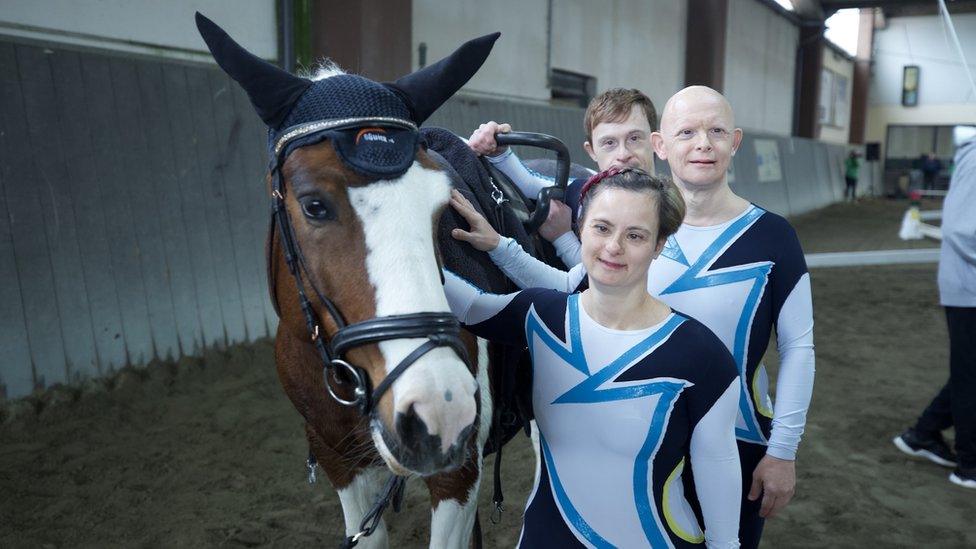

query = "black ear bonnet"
[195,12,498,180]
[272,74,418,179]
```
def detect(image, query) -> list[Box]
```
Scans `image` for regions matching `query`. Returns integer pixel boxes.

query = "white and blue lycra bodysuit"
[444,272,742,548]
[485,149,815,460]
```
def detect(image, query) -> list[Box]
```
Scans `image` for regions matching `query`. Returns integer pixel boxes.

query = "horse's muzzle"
[379,402,477,476]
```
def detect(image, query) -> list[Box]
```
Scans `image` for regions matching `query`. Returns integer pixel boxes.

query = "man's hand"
[450,190,501,251]
[747,455,796,519]
[467,121,512,157]
[539,200,572,242]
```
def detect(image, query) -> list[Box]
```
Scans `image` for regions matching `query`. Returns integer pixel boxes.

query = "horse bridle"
[267,116,470,415]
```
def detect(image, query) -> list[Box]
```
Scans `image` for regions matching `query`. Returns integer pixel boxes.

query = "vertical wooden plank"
[16,44,100,382]
[231,82,278,337]
[0,43,68,389]
[207,70,266,342]
[0,152,34,399]
[184,65,247,345]
[161,64,227,349]
[110,57,182,362]
[133,61,204,356]
[80,54,155,366]
[48,49,128,373]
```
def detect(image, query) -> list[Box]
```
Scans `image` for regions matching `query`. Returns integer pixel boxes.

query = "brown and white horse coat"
[195,12,501,547]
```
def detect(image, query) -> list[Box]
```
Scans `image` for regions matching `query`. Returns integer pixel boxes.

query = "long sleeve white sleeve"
[551,232,583,267]
[443,270,516,325]
[690,379,742,549]
[487,236,587,291]
[766,273,816,461]
[485,148,556,198]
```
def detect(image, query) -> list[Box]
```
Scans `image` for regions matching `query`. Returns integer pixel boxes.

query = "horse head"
[196,13,498,476]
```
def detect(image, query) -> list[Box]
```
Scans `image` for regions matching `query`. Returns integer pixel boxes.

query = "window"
[818,68,850,128]
[550,68,596,108]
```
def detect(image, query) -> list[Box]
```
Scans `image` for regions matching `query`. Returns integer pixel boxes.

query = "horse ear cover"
[196,12,499,130]
[195,12,311,128]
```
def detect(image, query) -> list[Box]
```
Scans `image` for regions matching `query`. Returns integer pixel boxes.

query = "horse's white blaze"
[348,163,477,454]
[476,338,492,449]
[426,339,488,547]
[336,468,389,548]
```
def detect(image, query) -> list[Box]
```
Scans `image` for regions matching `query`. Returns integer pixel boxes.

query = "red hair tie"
[578,166,625,206]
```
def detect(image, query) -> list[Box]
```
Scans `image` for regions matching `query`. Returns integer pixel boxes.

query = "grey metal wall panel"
[48,49,127,373]
[0,153,34,398]
[729,137,765,211]
[0,43,68,388]
[230,83,277,338]
[109,57,182,362]
[814,143,836,208]
[185,65,247,346]
[81,54,155,367]
[161,64,227,349]
[761,139,791,216]
[208,70,267,342]
[133,61,204,357]
[811,143,834,206]
[826,146,846,202]
[15,44,99,382]
[781,139,816,215]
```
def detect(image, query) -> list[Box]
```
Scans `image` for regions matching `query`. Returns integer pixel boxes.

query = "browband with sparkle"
[273,116,418,159]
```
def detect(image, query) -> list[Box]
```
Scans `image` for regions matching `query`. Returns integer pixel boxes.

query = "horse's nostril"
[395,404,441,453]
[393,405,474,474]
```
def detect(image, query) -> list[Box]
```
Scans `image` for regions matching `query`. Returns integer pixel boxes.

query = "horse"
[195,13,564,547]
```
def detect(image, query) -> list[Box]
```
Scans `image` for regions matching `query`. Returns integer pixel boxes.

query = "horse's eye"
[301,198,334,221]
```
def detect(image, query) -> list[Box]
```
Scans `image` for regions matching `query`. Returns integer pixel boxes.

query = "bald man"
[454,86,816,548]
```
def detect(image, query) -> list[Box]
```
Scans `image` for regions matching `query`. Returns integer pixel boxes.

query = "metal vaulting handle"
[494,132,570,233]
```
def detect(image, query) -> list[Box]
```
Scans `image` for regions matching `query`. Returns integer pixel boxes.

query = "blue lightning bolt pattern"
[661,235,690,267]
[526,294,691,547]
[659,206,771,444]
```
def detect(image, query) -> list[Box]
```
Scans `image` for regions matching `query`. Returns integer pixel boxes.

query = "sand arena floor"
[2,198,973,548]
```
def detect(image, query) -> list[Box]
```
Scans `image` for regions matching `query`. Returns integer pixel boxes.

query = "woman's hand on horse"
[467,121,511,157]
[450,190,501,252]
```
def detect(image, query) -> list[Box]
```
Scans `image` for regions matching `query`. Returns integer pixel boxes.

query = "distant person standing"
[844,150,860,201]
[922,152,943,190]
[894,138,976,489]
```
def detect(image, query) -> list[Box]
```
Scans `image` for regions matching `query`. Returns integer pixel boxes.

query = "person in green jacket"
[844,150,861,201]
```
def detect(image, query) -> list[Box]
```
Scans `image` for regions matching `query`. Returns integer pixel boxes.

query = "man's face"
[583,105,655,172]
[652,96,741,188]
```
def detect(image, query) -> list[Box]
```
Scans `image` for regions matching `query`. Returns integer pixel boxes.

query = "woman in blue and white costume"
[445,168,741,548]
[460,87,814,548]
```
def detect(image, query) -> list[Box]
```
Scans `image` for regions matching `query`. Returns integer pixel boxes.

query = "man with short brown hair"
[582,87,657,144]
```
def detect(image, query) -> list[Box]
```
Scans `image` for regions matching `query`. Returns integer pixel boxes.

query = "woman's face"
[579,187,664,291]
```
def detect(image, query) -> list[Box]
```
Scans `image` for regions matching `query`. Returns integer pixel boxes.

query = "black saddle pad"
[423,127,537,294]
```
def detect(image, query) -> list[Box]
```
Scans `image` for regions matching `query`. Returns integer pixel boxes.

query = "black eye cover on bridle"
[280,126,419,181]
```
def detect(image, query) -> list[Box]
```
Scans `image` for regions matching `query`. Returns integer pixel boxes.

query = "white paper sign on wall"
[755,139,783,182]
